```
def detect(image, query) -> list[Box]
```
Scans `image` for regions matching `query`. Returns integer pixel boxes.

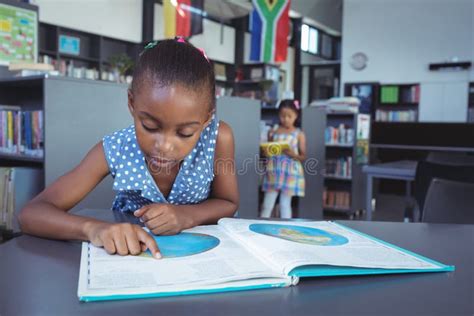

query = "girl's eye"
[178,132,194,138]
[142,123,159,132]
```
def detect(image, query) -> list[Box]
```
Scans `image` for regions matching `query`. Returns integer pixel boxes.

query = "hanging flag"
[250,0,290,63]
[163,0,204,38]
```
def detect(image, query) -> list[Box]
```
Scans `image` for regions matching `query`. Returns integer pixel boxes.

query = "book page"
[218,219,441,275]
[84,225,286,293]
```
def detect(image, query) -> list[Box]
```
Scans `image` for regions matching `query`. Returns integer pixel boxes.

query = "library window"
[301,24,319,55]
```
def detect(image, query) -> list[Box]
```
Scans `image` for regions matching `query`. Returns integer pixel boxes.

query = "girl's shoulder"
[102,125,140,176]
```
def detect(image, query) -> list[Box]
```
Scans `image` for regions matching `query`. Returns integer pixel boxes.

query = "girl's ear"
[127,89,135,116]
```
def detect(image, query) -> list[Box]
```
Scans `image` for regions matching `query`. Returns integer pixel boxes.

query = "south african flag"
[250,0,291,63]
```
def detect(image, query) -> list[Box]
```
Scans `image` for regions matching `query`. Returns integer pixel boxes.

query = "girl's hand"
[85,222,161,259]
[134,204,193,235]
[283,147,297,158]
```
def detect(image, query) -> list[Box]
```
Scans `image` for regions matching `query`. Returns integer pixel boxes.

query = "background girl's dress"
[262,129,305,197]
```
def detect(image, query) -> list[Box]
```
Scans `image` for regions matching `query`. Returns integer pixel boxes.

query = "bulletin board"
[0,2,38,65]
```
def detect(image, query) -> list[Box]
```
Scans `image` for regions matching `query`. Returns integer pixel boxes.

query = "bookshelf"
[0,76,133,241]
[322,111,368,219]
[376,83,420,122]
[38,22,141,82]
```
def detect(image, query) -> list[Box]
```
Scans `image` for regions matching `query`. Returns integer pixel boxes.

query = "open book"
[78,218,454,302]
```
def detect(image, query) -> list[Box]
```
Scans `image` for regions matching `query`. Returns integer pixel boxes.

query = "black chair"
[413,161,474,221]
[422,178,474,224]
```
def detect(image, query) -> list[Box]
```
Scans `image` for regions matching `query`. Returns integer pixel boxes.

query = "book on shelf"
[0,167,43,233]
[310,97,360,113]
[0,107,44,158]
[325,157,352,178]
[323,189,351,210]
[260,142,290,156]
[78,218,454,302]
[400,85,420,103]
[380,86,399,103]
[375,109,417,122]
[325,124,354,146]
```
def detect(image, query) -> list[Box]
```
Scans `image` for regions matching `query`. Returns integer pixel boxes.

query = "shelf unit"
[322,111,367,219]
[38,22,142,81]
[376,83,420,122]
[0,76,133,241]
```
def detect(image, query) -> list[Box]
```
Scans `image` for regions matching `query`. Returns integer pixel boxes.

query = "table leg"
[366,175,373,221]
[404,181,412,222]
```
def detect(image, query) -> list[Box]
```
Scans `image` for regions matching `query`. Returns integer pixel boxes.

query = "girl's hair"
[278,99,300,115]
[131,38,216,110]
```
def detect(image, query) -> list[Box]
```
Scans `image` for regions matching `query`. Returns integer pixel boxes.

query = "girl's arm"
[283,131,307,162]
[19,142,160,257]
[134,122,239,235]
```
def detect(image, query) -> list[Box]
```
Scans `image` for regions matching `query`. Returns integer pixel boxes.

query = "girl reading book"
[261,100,306,219]
[19,38,239,259]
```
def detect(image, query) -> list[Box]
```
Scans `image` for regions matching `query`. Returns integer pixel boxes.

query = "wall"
[153,4,235,64]
[292,0,342,34]
[35,0,143,42]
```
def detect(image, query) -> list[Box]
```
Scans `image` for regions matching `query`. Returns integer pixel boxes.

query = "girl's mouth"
[148,156,177,168]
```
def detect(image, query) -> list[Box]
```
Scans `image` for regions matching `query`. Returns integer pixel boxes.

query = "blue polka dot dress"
[102,116,219,212]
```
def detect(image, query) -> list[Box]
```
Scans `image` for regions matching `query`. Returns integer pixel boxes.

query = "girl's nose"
[154,135,173,153]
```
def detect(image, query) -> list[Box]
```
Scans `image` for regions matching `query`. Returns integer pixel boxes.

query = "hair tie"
[294,100,300,110]
[144,40,158,50]
[175,36,186,43]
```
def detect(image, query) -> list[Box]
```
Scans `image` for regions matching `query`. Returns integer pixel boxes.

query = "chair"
[413,161,474,221]
[422,178,474,224]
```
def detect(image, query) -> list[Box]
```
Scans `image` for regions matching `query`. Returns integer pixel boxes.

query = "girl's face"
[128,83,212,171]
[279,107,298,129]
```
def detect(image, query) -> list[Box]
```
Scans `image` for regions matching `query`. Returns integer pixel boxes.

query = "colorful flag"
[163,0,204,38]
[250,0,290,63]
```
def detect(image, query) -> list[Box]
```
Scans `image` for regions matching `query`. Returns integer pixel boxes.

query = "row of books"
[325,157,352,179]
[0,167,43,233]
[323,189,351,210]
[0,107,44,158]
[325,124,355,146]
[375,109,417,122]
[400,85,420,103]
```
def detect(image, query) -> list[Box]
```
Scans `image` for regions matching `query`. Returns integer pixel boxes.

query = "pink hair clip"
[294,100,300,110]
[197,47,209,62]
[176,36,186,43]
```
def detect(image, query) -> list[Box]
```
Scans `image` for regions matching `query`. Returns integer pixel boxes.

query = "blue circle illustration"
[249,224,348,246]
[142,232,220,258]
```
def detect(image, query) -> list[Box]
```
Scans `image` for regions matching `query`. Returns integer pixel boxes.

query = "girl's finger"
[124,228,142,255]
[136,228,161,259]
[113,232,129,256]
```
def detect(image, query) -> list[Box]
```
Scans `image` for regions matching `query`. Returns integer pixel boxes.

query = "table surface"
[1,209,473,316]
[362,160,418,178]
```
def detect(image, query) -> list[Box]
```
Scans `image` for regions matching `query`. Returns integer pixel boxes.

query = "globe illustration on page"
[249,224,349,246]
[140,232,220,258]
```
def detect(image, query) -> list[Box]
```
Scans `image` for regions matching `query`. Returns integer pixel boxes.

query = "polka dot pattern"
[102,116,219,212]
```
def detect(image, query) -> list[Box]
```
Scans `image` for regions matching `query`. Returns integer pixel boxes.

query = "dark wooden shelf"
[323,206,352,213]
[325,143,354,148]
[324,175,352,181]
[0,153,44,163]
[39,49,57,56]
[429,61,471,71]
[59,54,100,63]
